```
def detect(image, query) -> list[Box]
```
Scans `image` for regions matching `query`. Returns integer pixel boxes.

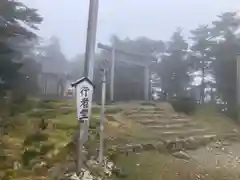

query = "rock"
[106,161,114,170]
[185,138,198,150]
[67,173,81,180]
[166,141,184,152]
[222,141,231,146]
[86,160,99,169]
[172,151,190,160]
[154,142,165,152]
[113,168,128,178]
[33,162,48,176]
[65,169,99,180]
[233,129,239,133]
[142,143,155,151]
[48,164,66,179]
[104,168,112,176]
[81,170,95,180]
[13,161,21,170]
[132,144,143,153]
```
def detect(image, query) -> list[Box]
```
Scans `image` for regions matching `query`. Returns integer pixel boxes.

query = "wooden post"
[99,68,106,164]
[110,47,115,103]
[77,0,99,175]
[237,55,240,121]
[144,66,150,101]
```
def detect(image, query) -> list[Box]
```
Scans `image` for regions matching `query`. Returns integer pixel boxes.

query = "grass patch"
[140,102,156,106]
[106,108,123,114]
[114,151,240,180]
[193,104,240,134]
[28,109,56,119]
[92,106,101,114]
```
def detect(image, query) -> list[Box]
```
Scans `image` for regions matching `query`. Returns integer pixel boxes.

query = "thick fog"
[21,0,240,59]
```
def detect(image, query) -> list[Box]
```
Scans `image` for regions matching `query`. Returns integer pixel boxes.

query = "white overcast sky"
[21,0,240,59]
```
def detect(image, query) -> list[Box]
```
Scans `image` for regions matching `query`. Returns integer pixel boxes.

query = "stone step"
[126,114,165,119]
[164,134,217,142]
[172,115,187,119]
[155,128,211,138]
[146,122,199,130]
[131,108,165,111]
[108,134,219,155]
[136,118,192,125]
[125,111,165,115]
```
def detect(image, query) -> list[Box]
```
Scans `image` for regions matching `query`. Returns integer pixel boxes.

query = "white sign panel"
[72,77,94,121]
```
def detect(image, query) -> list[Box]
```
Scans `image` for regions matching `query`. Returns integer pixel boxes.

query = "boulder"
[154,142,165,152]
[132,144,143,153]
[172,151,190,160]
[142,143,156,151]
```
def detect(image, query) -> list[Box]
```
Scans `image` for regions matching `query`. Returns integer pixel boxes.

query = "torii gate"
[98,43,157,102]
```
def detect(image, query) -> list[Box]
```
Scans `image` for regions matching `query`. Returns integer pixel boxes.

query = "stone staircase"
[104,104,240,158]
[122,106,232,143]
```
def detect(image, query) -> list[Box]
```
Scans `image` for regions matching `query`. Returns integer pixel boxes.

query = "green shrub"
[171,96,196,114]
[59,108,74,115]
[23,132,49,146]
[11,90,27,104]
[8,100,34,116]
[1,169,15,180]
[22,149,39,166]
[42,99,56,103]
[37,101,54,109]
[28,109,56,119]
[0,147,7,161]
[39,144,55,155]
[140,102,156,106]
[39,118,48,130]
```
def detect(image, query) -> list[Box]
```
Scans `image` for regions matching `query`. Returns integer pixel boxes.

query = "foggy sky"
[21,0,240,59]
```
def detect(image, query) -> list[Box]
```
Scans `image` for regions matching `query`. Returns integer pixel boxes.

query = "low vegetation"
[171,96,197,114]
[1,99,240,180]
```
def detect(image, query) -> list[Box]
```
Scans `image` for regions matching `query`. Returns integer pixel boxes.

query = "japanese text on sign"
[79,86,90,120]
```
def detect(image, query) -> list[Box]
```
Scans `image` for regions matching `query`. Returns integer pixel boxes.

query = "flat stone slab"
[157,128,210,135]
[137,119,192,126]
[147,122,198,129]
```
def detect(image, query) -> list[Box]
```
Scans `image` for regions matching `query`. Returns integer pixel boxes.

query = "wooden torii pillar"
[98,43,156,102]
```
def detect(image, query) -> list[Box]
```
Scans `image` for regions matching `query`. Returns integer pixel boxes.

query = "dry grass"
[113,151,240,180]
